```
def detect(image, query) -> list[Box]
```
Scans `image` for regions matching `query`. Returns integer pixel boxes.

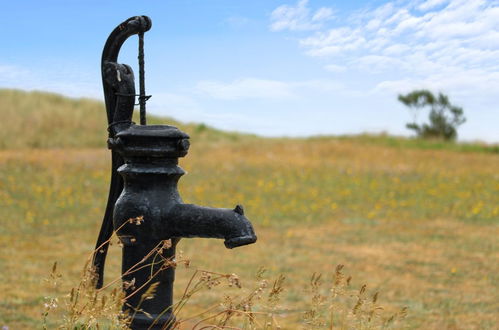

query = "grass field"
[0,90,498,329]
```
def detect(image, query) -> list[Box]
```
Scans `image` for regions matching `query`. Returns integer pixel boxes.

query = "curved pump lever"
[93,16,152,289]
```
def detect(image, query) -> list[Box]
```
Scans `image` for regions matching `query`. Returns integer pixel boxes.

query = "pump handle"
[93,16,152,289]
[102,15,151,125]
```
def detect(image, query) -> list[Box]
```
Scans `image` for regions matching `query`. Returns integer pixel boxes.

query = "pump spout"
[165,203,257,248]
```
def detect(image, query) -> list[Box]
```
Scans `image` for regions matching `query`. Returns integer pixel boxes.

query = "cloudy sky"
[2,0,499,142]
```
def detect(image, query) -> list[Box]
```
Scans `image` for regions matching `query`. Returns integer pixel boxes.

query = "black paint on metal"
[93,16,152,290]
[93,16,257,329]
[138,31,147,125]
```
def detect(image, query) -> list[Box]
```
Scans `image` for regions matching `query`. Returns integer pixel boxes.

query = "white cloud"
[196,78,295,100]
[196,78,344,100]
[277,0,499,99]
[324,64,346,72]
[270,0,334,31]
[301,27,366,56]
[0,64,31,82]
[366,19,382,30]
[354,55,407,73]
[148,92,200,114]
[299,0,499,60]
[383,43,411,55]
[312,7,334,22]
[0,62,101,98]
[418,0,449,11]
[375,67,499,98]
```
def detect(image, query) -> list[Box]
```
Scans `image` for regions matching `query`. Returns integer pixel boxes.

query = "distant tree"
[398,89,466,141]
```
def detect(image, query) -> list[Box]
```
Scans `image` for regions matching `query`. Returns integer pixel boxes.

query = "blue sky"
[1,0,498,142]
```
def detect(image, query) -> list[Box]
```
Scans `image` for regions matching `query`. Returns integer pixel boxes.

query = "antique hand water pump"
[92,16,257,329]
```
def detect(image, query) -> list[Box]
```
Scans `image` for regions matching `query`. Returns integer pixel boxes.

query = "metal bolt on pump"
[92,16,257,329]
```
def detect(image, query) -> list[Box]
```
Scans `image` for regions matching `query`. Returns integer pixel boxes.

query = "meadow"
[0,90,498,329]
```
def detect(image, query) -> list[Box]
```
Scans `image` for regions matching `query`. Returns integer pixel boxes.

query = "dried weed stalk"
[42,218,407,329]
[302,264,408,330]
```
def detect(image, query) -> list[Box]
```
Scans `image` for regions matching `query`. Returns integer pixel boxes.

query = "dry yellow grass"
[0,90,498,328]
[0,137,498,329]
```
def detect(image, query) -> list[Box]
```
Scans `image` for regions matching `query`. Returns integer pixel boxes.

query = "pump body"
[93,16,257,329]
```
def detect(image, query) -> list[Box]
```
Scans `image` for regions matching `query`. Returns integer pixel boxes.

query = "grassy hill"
[1,89,496,152]
[0,89,254,149]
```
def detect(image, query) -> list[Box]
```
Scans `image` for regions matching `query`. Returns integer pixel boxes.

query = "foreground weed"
[43,231,407,329]
[302,265,408,329]
[43,248,130,329]
[170,267,286,329]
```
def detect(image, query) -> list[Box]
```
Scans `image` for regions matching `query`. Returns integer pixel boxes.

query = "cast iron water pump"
[92,16,257,329]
